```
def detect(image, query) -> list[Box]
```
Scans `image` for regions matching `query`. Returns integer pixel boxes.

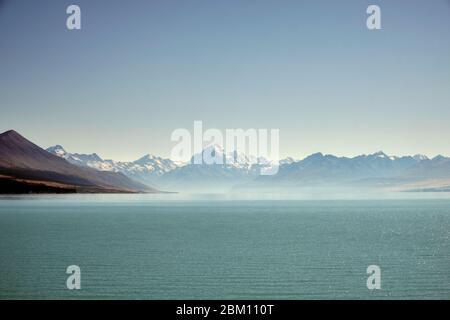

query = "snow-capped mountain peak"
[413,154,429,161]
[279,157,296,165]
[46,145,67,157]
[46,146,180,186]
[134,154,158,164]
[191,144,226,163]
[371,151,389,159]
[46,143,449,193]
[189,144,274,170]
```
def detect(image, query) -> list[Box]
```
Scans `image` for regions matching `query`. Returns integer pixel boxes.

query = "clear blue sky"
[1,0,449,161]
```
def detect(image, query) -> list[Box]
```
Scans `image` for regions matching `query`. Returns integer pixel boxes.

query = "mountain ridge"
[0,130,158,194]
[45,140,450,193]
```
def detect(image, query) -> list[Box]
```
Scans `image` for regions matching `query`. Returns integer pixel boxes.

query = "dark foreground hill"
[0,130,158,194]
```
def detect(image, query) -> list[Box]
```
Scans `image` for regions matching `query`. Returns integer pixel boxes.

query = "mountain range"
[46,144,278,192]
[0,130,156,194]
[1,129,450,194]
[46,145,178,187]
[46,140,450,194]
[242,151,450,193]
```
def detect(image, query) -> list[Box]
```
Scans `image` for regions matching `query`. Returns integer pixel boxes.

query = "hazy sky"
[1,0,449,161]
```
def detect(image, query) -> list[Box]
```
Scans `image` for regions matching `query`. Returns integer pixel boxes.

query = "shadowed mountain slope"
[0,130,157,193]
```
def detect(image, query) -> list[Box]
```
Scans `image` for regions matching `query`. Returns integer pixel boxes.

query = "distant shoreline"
[0,175,170,195]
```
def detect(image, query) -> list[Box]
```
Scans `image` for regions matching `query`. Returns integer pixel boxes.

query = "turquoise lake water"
[0,195,449,299]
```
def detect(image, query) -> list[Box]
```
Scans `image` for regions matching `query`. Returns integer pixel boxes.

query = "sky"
[0,0,449,161]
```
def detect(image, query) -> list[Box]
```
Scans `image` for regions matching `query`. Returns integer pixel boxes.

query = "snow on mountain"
[45,145,107,169]
[46,146,179,187]
[155,144,287,192]
[279,157,296,165]
[371,151,389,159]
[189,144,275,171]
[413,154,429,161]
[0,131,153,193]
[127,154,179,177]
[249,150,441,190]
[46,145,67,157]
[47,144,441,193]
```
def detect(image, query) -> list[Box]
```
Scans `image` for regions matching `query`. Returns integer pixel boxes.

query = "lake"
[0,195,449,299]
